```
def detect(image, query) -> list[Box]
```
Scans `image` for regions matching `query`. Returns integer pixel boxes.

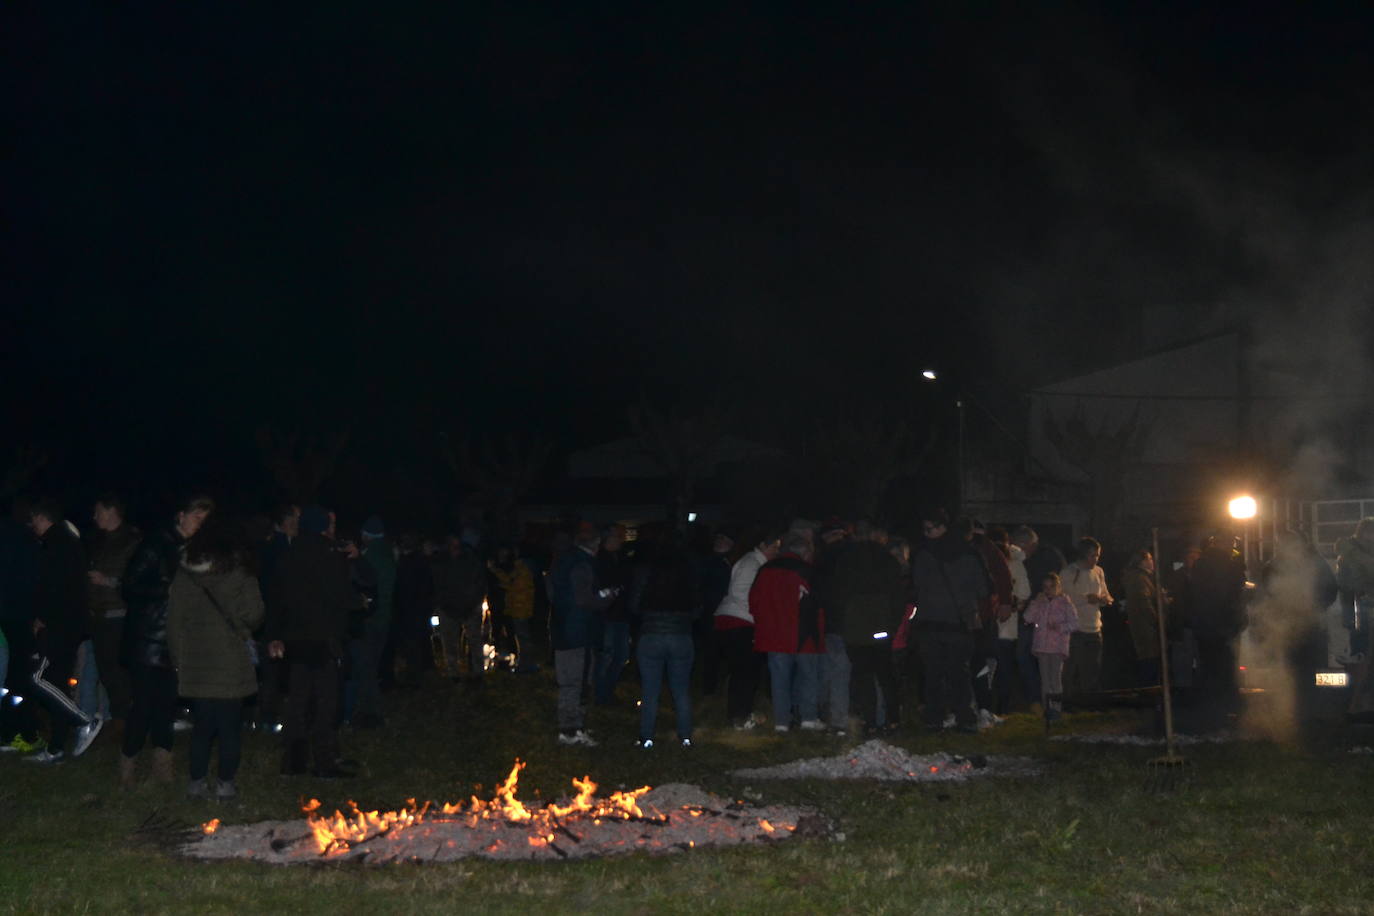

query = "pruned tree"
[254,427,351,505]
[1042,400,1153,540]
[441,432,552,543]
[807,417,937,520]
[628,402,729,530]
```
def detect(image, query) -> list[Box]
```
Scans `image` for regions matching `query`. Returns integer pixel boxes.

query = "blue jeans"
[595,621,630,704]
[824,634,851,727]
[637,633,694,740]
[767,652,820,727]
[77,639,109,721]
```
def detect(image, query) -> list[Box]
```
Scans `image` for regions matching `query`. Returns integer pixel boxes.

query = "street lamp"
[1228,493,1258,573]
[921,369,965,511]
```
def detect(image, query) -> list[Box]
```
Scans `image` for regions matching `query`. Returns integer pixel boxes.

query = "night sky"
[6,3,1373,516]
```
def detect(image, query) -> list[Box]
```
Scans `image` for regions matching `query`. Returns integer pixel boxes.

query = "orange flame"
[202,819,220,835]
[300,759,655,854]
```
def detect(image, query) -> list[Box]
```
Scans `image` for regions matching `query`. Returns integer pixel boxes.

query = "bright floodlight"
[921,369,938,381]
[687,512,698,522]
[1228,495,1258,520]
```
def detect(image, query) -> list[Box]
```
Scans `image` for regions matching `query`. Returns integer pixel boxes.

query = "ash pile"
[182,781,824,865]
[730,739,1040,782]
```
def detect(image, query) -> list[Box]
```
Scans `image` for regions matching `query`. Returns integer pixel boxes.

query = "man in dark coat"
[266,505,364,777]
[86,494,140,722]
[550,523,615,745]
[911,508,990,734]
[24,499,103,763]
[1189,535,1249,730]
[824,521,905,734]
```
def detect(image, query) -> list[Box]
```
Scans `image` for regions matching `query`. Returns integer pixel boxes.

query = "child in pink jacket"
[1023,572,1077,720]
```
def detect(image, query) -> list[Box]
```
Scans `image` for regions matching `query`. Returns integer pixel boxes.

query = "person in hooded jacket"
[120,495,214,785]
[167,517,264,800]
[911,508,990,733]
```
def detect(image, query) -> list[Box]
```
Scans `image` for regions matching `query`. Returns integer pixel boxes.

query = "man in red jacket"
[750,531,826,732]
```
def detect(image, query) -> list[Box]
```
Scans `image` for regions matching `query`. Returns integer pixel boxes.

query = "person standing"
[713,530,781,730]
[594,524,631,706]
[695,529,734,695]
[22,499,104,764]
[391,533,436,684]
[167,519,264,800]
[254,504,298,732]
[120,495,214,785]
[910,508,990,733]
[266,505,364,777]
[1010,526,1064,706]
[632,535,701,748]
[431,534,487,683]
[549,523,616,746]
[1335,518,1374,662]
[1121,549,1162,687]
[348,515,394,728]
[0,499,41,753]
[750,531,826,732]
[1188,535,1249,730]
[825,521,905,735]
[489,546,539,673]
[1023,573,1078,721]
[1061,537,1112,697]
[86,494,141,725]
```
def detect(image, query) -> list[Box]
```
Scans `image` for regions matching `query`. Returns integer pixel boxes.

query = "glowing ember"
[183,768,821,864]
[202,819,220,835]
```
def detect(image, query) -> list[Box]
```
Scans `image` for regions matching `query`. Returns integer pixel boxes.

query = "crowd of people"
[1,490,1364,800]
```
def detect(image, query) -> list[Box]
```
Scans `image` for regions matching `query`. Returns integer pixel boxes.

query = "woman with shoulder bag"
[167,517,264,800]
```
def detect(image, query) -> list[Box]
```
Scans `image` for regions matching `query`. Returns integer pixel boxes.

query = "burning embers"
[184,760,819,864]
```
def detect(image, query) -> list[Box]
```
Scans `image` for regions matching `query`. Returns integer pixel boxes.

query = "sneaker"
[635,738,654,750]
[557,729,598,748]
[172,717,193,733]
[680,737,693,749]
[799,719,826,731]
[942,713,957,729]
[774,725,790,733]
[2,735,45,754]
[215,780,238,800]
[733,713,761,731]
[24,749,65,765]
[828,727,848,738]
[72,717,104,757]
[187,778,211,800]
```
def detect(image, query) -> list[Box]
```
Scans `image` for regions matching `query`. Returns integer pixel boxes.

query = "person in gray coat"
[167,518,264,800]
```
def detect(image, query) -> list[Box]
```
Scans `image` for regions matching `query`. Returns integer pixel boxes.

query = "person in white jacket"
[713,530,782,729]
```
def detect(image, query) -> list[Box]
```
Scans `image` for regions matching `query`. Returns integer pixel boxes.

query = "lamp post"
[1228,494,1258,574]
[922,369,965,512]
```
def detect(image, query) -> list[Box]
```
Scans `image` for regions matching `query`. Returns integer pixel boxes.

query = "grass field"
[2,669,1372,915]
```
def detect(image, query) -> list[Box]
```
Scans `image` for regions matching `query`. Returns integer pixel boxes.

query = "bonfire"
[186,760,822,864]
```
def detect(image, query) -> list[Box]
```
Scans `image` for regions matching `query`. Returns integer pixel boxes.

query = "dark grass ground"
[2,668,1373,914]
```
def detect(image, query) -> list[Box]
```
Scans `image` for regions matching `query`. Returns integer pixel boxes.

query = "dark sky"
[5,3,1373,506]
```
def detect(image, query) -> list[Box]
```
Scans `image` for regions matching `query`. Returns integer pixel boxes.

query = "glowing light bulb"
[1228,496,1258,520]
